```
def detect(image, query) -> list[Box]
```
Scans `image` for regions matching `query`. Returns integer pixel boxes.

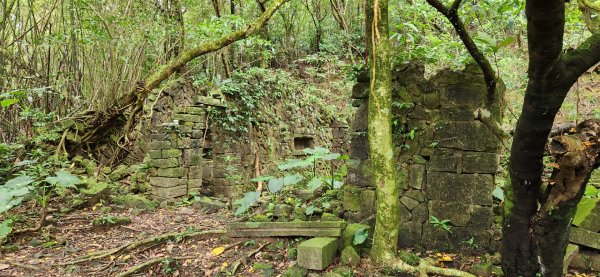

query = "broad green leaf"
[0,219,13,242]
[0,98,19,107]
[302,147,329,156]
[322,202,331,209]
[5,175,34,188]
[305,205,316,215]
[267,174,304,193]
[573,198,599,226]
[322,153,341,161]
[233,191,261,216]
[307,177,323,192]
[497,37,516,49]
[476,31,497,48]
[492,186,505,201]
[332,180,343,189]
[278,159,312,170]
[585,185,599,198]
[45,171,82,188]
[353,227,369,245]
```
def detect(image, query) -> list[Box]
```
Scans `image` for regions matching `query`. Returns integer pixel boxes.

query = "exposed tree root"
[385,257,475,277]
[116,255,196,277]
[230,242,269,275]
[0,260,41,271]
[59,229,226,265]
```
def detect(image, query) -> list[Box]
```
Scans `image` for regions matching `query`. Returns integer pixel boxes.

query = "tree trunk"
[501,1,600,275]
[368,0,400,263]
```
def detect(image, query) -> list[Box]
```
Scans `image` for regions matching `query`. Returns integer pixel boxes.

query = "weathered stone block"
[405,189,426,202]
[342,185,362,212]
[422,89,441,109]
[401,196,420,211]
[408,164,425,189]
[183,149,203,166]
[149,177,186,188]
[360,190,376,216]
[429,154,459,172]
[175,106,206,116]
[398,222,422,248]
[228,222,345,237]
[462,152,498,174]
[148,150,162,159]
[349,134,369,160]
[173,113,205,123]
[351,104,368,132]
[188,165,203,179]
[152,185,187,199]
[341,246,360,266]
[427,172,494,206]
[428,200,492,227]
[441,84,486,109]
[150,158,179,168]
[298,237,338,270]
[570,227,600,249]
[434,121,498,152]
[157,167,187,178]
[570,250,600,272]
[150,141,172,150]
[412,203,429,223]
[162,149,182,158]
[177,138,203,149]
[441,107,474,121]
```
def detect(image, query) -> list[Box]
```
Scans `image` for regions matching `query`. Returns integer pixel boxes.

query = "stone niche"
[345,63,504,252]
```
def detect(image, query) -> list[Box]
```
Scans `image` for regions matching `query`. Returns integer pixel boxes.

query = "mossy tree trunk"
[501,1,600,275]
[367,0,400,263]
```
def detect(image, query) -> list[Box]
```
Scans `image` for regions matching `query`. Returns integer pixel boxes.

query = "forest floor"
[1,202,597,277]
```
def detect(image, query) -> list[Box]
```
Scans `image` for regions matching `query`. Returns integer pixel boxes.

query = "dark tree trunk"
[502,1,600,276]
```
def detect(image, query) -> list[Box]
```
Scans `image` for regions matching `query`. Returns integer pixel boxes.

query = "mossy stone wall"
[346,63,504,252]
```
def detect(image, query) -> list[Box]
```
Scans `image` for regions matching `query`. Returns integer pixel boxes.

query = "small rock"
[281,266,308,277]
[177,207,195,215]
[341,246,360,266]
[29,238,43,247]
[173,216,184,223]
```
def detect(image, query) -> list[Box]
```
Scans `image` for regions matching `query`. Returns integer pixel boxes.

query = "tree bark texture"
[368,0,401,263]
[501,1,600,275]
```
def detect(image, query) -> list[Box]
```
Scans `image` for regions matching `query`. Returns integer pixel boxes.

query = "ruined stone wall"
[344,63,504,252]
[143,81,349,200]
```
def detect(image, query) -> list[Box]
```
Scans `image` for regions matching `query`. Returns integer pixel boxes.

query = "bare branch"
[426,0,497,107]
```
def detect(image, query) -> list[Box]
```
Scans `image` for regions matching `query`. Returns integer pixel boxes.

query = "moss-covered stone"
[297,237,338,270]
[109,165,131,181]
[162,149,182,158]
[398,250,420,266]
[342,185,362,212]
[111,194,156,210]
[342,223,371,252]
[341,246,360,266]
[150,158,179,168]
[92,216,131,226]
[281,266,308,277]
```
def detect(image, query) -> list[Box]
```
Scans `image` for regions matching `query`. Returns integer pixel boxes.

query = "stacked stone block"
[147,97,217,199]
[345,63,504,252]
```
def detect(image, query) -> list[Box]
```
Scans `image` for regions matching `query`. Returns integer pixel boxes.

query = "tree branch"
[563,33,600,82]
[425,0,497,106]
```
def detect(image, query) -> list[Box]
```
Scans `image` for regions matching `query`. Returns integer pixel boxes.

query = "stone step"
[298,237,338,270]
[569,227,600,250]
[227,221,345,237]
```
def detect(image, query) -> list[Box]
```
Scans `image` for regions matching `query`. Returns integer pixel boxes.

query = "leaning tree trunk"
[59,0,289,159]
[367,0,400,262]
[501,1,600,275]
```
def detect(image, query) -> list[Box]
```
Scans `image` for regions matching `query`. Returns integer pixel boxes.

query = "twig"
[59,229,225,265]
[230,242,269,275]
[116,255,196,277]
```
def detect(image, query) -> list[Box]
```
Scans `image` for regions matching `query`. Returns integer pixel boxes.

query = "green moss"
[111,194,156,210]
[398,250,420,266]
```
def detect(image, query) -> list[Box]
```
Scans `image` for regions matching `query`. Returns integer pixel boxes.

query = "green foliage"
[233,147,346,217]
[429,215,453,233]
[0,175,34,213]
[0,219,14,242]
[234,191,261,216]
[353,227,369,246]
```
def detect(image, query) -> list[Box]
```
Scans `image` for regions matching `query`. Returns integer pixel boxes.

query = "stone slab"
[152,185,187,199]
[149,177,187,188]
[570,250,600,272]
[427,172,494,206]
[569,227,600,249]
[462,152,498,174]
[227,221,345,237]
[298,237,338,270]
[434,121,498,152]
